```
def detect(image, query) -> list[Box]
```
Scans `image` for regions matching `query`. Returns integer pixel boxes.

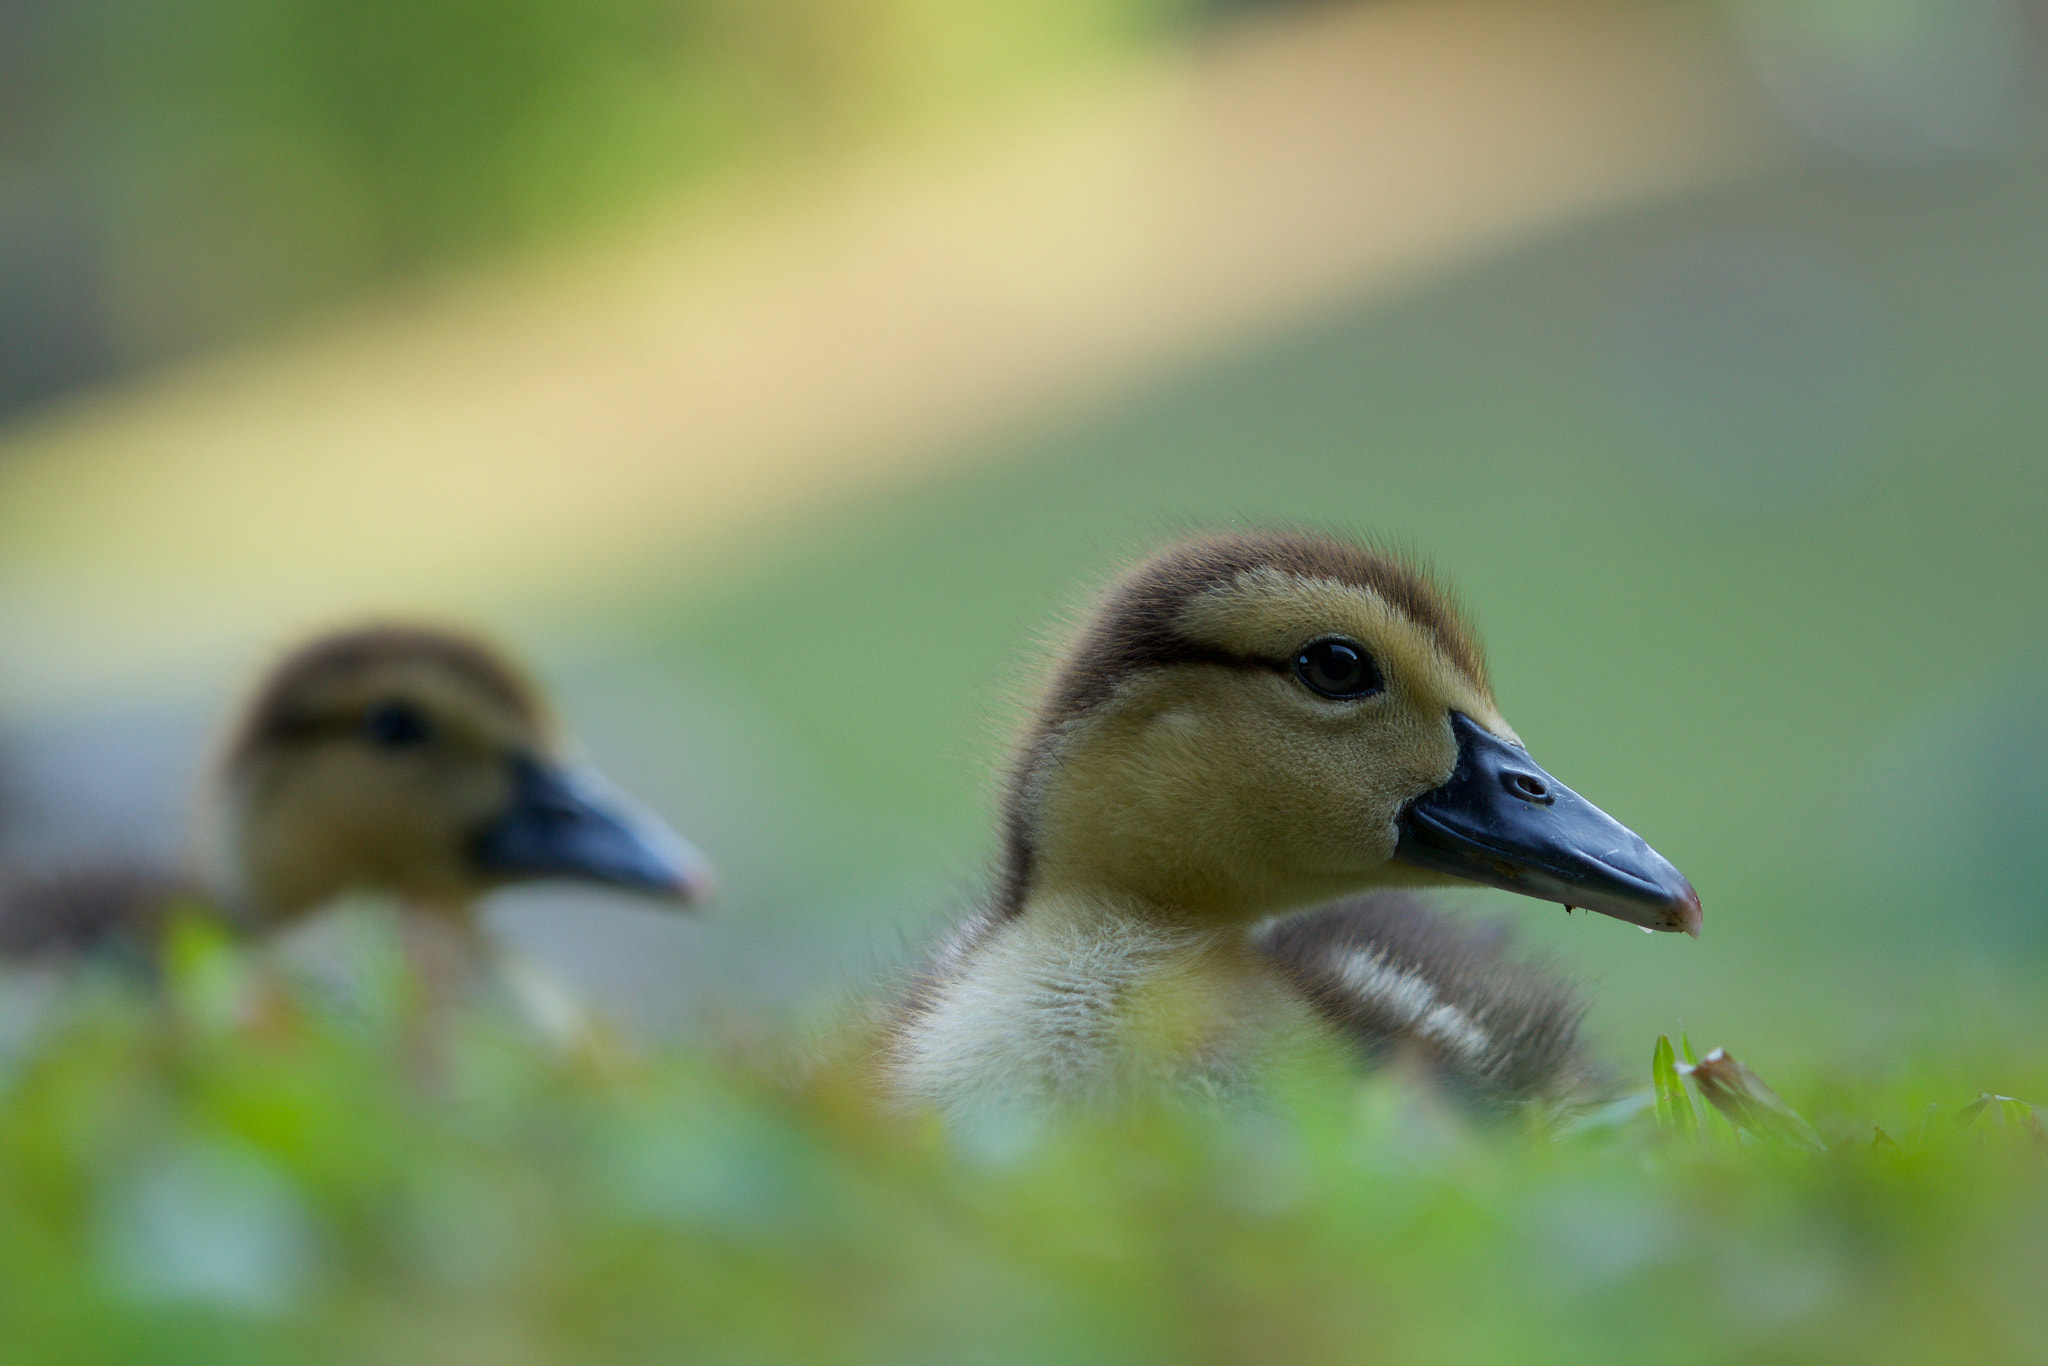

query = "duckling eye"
[1295,639,1383,699]
[363,701,432,748]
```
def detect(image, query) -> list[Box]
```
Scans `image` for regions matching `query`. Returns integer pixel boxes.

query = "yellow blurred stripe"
[0,0,1779,705]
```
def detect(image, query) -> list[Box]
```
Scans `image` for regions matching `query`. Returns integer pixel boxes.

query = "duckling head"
[215,625,712,925]
[1004,532,1699,935]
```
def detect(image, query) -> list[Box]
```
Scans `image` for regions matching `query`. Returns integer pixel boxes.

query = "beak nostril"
[1503,771,1553,804]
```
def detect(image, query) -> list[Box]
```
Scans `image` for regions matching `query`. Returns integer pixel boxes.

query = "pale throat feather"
[889,891,1328,1116]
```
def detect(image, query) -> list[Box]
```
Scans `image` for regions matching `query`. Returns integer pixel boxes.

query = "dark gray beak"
[1393,713,1701,936]
[472,758,713,904]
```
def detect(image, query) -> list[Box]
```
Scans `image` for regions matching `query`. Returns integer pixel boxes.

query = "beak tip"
[666,839,718,907]
[672,863,717,907]
[1675,884,1703,939]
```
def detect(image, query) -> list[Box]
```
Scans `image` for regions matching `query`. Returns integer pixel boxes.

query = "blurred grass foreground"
[4,915,2047,1366]
[7,0,2048,1362]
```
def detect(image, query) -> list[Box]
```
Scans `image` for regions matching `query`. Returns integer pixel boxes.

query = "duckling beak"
[471,758,714,905]
[1392,713,1701,937]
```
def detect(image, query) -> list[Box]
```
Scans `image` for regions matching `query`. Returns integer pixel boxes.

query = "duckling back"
[0,865,197,971]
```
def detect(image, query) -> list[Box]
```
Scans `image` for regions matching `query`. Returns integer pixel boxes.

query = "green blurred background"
[3,0,2045,1057]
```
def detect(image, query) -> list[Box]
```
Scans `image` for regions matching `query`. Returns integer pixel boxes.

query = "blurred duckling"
[0,625,710,985]
[885,531,1697,1120]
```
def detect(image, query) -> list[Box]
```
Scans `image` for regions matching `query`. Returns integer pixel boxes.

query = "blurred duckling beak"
[1393,713,1700,937]
[471,757,714,905]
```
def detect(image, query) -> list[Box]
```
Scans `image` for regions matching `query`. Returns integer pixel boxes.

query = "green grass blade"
[1652,1035,1699,1139]
[1958,1094,2048,1151]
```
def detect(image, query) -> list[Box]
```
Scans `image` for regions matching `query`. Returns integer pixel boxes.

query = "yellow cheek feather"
[1024,567,1513,908]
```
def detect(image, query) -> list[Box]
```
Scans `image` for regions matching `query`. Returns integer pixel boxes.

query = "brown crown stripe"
[230,626,541,764]
[1041,530,1487,726]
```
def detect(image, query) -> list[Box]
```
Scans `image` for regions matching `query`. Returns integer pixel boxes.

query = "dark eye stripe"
[1079,637,1386,698]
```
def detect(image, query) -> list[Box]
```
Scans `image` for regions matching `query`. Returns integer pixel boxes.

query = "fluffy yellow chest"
[888,896,1333,1120]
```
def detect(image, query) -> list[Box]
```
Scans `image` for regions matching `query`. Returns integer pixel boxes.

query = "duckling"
[884,531,1697,1119]
[0,625,710,977]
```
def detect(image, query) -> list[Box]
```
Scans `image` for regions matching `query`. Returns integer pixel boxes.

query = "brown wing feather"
[1255,893,1603,1110]
[0,864,197,970]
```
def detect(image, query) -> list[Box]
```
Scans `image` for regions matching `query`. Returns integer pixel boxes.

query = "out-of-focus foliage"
[3,911,2047,1366]
[0,0,1185,409]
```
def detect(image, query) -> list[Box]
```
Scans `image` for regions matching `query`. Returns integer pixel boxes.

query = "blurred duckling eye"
[363,701,432,748]
[1295,639,1383,700]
